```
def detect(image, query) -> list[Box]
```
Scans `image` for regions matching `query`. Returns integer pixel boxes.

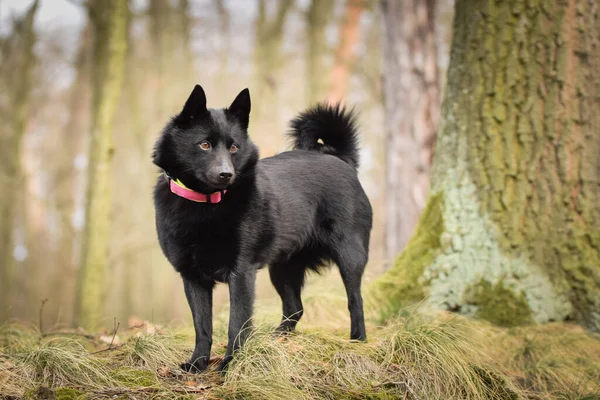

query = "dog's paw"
[180,359,208,374]
[216,355,233,374]
[275,323,295,334]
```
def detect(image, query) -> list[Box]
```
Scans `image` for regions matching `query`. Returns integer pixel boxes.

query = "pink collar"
[169,177,226,203]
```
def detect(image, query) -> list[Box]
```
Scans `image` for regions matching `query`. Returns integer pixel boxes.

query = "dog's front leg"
[181,278,214,373]
[218,268,256,372]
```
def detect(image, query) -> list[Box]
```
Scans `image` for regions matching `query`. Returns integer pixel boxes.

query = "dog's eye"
[230,144,239,154]
[199,141,211,150]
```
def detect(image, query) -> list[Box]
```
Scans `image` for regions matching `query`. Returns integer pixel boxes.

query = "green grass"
[1,310,599,400]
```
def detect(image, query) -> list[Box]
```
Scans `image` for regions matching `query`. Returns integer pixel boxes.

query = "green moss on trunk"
[464,279,533,327]
[369,192,445,320]
[377,0,599,330]
[457,0,600,330]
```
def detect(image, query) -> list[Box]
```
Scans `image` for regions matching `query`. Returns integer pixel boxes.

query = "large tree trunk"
[0,0,39,318]
[306,0,334,104]
[382,0,439,264]
[327,0,365,104]
[76,0,128,331]
[373,0,600,331]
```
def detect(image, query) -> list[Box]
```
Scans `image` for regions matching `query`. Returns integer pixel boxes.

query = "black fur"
[153,85,373,373]
[288,103,360,169]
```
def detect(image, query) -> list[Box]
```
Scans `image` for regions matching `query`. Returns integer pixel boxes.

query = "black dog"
[152,85,372,372]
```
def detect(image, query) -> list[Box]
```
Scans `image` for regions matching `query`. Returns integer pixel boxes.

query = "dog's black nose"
[219,172,233,180]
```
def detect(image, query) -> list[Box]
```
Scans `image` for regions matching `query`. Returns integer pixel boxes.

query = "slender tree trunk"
[373,0,600,331]
[0,0,39,318]
[215,0,231,90]
[382,0,439,264]
[253,0,294,132]
[148,0,173,114]
[177,0,194,82]
[327,0,365,103]
[53,22,93,326]
[76,0,128,331]
[306,0,334,104]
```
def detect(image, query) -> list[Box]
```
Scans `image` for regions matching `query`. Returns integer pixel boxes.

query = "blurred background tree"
[0,0,597,335]
[0,0,39,319]
[0,0,398,328]
[381,0,439,263]
[75,0,128,331]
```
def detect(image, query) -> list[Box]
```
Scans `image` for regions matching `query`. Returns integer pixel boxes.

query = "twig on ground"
[90,318,121,354]
[38,298,48,336]
[88,385,211,396]
[89,343,125,355]
[108,317,120,349]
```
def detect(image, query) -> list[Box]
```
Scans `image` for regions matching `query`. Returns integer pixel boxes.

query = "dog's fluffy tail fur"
[288,103,360,170]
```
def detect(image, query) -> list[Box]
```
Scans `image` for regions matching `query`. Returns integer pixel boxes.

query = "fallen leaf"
[287,342,304,353]
[144,323,156,334]
[157,366,171,377]
[128,316,145,328]
[99,334,121,345]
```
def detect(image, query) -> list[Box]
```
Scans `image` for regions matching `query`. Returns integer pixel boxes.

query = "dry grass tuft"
[1,310,599,399]
[218,315,522,400]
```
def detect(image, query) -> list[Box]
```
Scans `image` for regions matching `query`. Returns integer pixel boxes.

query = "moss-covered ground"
[2,271,599,400]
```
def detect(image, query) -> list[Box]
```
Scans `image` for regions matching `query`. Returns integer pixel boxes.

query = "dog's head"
[153,85,259,193]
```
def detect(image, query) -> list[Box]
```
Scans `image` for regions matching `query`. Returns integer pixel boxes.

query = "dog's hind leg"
[269,261,306,333]
[332,238,367,341]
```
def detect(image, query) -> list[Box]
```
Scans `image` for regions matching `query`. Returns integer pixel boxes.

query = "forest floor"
[1,272,600,400]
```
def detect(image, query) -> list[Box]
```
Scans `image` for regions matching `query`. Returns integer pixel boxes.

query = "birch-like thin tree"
[76,0,128,331]
[0,0,40,318]
[381,0,440,263]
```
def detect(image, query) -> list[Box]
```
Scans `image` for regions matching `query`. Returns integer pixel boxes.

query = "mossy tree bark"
[0,0,39,318]
[382,0,440,264]
[373,0,600,331]
[76,0,128,331]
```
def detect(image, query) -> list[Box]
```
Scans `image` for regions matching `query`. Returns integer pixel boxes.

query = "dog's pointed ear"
[228,88,251,130]
[179,84,208,121]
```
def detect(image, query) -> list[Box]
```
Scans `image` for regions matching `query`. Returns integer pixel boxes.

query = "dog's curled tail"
[288,103,360,170]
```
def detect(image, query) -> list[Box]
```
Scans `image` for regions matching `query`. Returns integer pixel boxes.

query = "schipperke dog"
[152,85,372,373]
